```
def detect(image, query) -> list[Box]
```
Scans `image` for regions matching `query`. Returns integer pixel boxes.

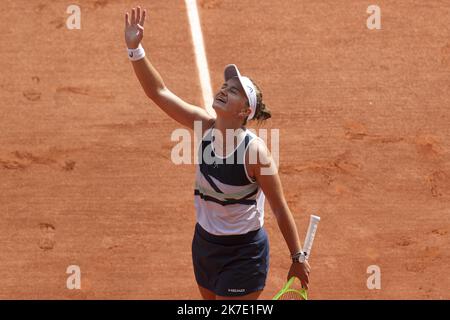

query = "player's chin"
[212,100,227,111]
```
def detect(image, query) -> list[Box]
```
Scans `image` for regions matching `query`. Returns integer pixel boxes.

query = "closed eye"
[220,84,239,95]
[230,86,239,94]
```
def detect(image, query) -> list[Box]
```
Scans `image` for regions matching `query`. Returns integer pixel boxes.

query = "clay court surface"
[1,0,449,299]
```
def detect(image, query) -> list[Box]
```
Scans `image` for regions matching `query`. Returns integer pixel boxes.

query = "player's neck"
[213,118,245,136]
[212,118,246,156]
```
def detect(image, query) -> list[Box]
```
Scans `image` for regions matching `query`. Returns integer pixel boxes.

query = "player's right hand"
[125,7,147,49]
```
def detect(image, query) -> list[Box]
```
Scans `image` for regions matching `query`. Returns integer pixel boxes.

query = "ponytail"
[243,78,272,125]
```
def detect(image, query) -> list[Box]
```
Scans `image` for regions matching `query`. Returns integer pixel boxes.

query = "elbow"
[144,90,157,101]
[145,86,166,101]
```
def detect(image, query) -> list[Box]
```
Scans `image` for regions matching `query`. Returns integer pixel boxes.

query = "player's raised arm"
[124,6,214,130]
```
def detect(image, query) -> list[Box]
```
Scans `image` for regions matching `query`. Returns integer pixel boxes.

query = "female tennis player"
[125,6,311,300]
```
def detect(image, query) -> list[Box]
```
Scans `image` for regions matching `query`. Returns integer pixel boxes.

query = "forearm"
[273,205,303,256]
[131,53,165,99]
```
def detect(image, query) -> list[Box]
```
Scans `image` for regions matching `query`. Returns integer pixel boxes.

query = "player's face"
[213,77,251,120]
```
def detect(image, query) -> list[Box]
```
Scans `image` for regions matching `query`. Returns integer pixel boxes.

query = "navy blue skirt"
[191,223,270,297]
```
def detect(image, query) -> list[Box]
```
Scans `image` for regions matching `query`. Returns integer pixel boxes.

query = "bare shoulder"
[245,135,273,181]
[247,136,271,164]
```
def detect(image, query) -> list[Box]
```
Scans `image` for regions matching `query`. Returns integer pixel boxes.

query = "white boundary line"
[184,0,216,117]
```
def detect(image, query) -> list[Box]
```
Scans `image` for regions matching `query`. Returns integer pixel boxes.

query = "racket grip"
[303,214,320,260]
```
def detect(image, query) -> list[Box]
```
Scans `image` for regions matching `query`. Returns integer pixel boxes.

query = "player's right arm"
[124,6,214,130]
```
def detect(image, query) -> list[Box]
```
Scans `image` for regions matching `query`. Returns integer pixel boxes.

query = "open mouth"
[215,95,227,103]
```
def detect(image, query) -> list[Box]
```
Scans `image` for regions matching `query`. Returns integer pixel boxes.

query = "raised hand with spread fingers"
[125,6,147,49]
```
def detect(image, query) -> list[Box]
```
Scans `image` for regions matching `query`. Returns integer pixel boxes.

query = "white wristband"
[127,44,145,61]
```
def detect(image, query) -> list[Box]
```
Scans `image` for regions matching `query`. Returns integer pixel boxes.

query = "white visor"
[224,64,257,120]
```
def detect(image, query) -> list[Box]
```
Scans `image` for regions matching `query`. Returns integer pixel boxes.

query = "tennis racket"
[273,214,321,300]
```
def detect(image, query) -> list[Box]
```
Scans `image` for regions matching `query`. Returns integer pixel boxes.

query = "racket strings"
[279,290,305,300]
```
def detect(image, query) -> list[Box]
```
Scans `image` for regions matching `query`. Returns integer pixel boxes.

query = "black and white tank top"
[194,125,265,235]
